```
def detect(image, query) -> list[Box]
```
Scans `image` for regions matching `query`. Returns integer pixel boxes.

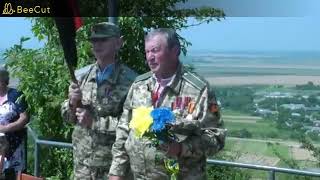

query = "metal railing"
[26,126,320,179]
[207,159,320,180]
[27,126,72,177]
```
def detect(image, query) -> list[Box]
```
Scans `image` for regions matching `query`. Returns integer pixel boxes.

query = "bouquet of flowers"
[129,106,179,179]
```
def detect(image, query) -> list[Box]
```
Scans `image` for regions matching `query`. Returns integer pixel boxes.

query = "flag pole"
[108,0,118,24]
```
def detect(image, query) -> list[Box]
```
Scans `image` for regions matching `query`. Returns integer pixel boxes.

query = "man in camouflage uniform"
[109,28,226,180]
[61,22,137,180]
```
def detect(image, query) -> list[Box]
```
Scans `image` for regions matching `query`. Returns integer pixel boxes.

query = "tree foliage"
[207,152,251,180]
[296,81,320,90]
[300,136,320,167]
[215,86,255,113]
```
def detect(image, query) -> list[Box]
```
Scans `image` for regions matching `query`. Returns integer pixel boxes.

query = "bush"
[207,152,251,180]
[267,131,279,138]
[214,86,255,114]
[229,129,252,138]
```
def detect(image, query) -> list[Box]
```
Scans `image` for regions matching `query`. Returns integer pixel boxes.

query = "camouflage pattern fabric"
[73,164,110,180]
[61,62,137,180]
[109,63,226,180]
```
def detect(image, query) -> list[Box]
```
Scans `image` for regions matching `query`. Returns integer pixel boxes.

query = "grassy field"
[225,139,290,159]
[222,109,294,140]
[221,110,320,179]
[225,120,293,139]
[207,75,320,86]
[223,137,319,180]
[196,64,320,86]
[221,109,251,116]
[195,66,320,77]
[181,51,320,86]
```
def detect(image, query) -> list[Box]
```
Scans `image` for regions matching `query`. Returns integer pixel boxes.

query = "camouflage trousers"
[73,164,109,180]
[73,163,134,180]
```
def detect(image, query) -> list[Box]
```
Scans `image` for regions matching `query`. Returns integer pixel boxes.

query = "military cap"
[90,22,120,40]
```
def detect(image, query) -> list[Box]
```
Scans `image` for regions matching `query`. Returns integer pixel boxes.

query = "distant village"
[254,90,320,136]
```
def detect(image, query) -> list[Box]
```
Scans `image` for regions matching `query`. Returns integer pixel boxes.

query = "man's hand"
[160,142,182,157]
[75,108,93,128]
[109,176,124,180]
[68,82,82,109]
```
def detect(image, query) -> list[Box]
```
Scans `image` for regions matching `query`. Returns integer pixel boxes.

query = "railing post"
[34,141,40,177]
[23,127,28,173]
[268,170,275,180]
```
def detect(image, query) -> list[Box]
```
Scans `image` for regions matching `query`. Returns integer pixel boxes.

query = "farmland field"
[207,75,320,86]
[181,50,320,86]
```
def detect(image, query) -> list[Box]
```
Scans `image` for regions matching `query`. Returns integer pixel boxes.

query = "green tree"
[296,81,320,90]
[277,108,291,128]
[207,152,251,180]
[229,128,252,138]
[215,86,255,113]
[308,94,319,105]
[300,136,320,166]
[4,3,225,178]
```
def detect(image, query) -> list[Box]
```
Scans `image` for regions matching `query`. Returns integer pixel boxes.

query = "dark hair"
[145,28,181,56]
[0,67,9,85]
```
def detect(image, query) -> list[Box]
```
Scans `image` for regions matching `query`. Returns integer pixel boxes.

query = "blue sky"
[179,17,320,52]
[0,17,44,50]
[0,17,320,52]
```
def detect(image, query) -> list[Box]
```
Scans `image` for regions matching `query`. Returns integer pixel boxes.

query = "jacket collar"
[87,62,121,85]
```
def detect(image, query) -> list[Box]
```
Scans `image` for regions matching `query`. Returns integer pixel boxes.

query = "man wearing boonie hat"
[61,22,137,180]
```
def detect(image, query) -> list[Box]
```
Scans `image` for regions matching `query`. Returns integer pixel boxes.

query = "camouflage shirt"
[109,63,226,180]
[61,62,137,167]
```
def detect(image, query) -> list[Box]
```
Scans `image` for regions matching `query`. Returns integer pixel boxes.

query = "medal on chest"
[101,85,113,104]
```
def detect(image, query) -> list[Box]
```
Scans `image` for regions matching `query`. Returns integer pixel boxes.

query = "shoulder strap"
[182,71,206,91]
[134,71,152,83]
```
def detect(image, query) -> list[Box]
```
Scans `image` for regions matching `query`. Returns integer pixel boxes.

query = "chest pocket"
[97,84,125,117]
[131,86,153,108]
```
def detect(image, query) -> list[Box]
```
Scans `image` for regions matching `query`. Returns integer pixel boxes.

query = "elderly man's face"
[145,34,177,76]
[91,37,122,60]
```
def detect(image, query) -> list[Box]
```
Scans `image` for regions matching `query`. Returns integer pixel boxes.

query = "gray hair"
[145,28,181,56]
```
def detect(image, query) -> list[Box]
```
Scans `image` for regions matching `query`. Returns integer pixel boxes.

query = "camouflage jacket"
[109,63,226,179]
[61,62,137,167]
